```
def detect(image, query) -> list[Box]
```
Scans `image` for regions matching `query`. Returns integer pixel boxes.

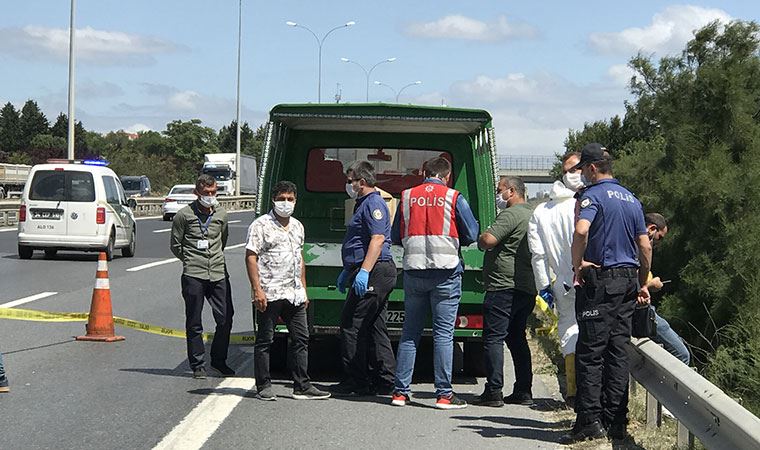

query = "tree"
[163,119,219,167]
[50,113,68,138]
[28,134,66,164]
[19,100,49,150]
[217,121,267,164]
[0,102,21,154]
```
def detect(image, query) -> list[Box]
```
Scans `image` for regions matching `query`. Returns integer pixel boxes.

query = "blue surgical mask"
[496,191,509,210]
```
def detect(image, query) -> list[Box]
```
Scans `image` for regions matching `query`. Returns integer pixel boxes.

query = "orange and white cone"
[76,251,125,342]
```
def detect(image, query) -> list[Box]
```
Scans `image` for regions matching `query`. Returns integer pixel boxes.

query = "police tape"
[0,307,256,344]
[534,295,558,336]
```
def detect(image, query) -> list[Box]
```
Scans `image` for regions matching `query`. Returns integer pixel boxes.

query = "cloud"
[123,123,152,133]
[588,5,732,56]
[404,14,538,42]
[606,64,636,87]
[0,25,183,66]
[78,80,124,99]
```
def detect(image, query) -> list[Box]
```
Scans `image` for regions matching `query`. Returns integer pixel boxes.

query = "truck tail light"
[19,205,26,222]
[96,207,106,224]
[164,198,176,203]
[456,314,483,329]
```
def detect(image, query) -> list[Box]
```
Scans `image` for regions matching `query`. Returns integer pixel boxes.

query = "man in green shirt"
[476,176,536,407]
[170,174,234,379]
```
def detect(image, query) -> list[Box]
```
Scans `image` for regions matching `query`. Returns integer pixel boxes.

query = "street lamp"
[374,80,423,103]
[67,0,76,160]
[286,20,355,102]
[234,0,242,196]
[341,57,396,102]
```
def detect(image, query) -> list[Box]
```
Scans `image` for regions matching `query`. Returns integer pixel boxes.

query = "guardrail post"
[677,421,694,449]
[646,390,662,429]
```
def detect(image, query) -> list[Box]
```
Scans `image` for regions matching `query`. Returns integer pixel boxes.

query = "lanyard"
[194,205,214,237]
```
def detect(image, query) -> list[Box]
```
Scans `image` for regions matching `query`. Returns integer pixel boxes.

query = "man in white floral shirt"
[245,180,330,401]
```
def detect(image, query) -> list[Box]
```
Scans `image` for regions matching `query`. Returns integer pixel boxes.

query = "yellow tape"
[534,295,559,336]
[0,307,255,344]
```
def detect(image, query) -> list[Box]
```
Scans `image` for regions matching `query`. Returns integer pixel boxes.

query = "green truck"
[255,103,499,372]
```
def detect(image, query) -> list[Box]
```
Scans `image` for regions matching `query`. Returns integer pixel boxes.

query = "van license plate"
[31,209,63,220]
[387,310,405,324]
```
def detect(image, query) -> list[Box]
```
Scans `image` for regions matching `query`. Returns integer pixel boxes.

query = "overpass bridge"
[497,155,556,183]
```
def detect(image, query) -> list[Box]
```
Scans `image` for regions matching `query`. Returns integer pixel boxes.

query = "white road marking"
[0,228,17,233]
[135,215,162,221]
[225,243,246,250]
[152,377,256,450]
[153,228,172,233]
[228,220,241,224]
[0,291,58,308]
[126,258,179,272]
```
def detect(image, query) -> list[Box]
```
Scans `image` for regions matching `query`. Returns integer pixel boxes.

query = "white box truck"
[201,153,257,195]
[0,163,32,198]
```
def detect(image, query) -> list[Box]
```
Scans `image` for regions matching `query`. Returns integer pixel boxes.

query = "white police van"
[17,159,137,261]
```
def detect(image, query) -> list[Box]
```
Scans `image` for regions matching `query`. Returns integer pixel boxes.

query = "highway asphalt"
[0,213,564,449]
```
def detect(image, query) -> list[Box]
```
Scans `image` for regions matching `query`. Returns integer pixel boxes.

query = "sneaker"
[559,420,607,444]
[607,423,629,441]
[391,391,410,406]
[435,393,468,410]
[210,362,235,377]
[257,385,277,401]
[328,382,372,397]
[192,367,207,379]
[475,390,504,407]
[293,385,331,400]
[503,391,533,405]
[0,385,8,393]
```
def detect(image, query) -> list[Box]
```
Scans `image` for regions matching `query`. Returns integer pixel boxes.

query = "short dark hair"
[591,152,613,174]
[645,212,668,230]
[561,151,581,165]
[503,176,526,198]
[271,180,297,199]
[347,161,377,187]
[196,174,216,191]
[424,157,451,178]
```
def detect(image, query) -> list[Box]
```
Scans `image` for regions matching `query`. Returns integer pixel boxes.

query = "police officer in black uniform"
[330,160,397,396]
[561,143,652,443]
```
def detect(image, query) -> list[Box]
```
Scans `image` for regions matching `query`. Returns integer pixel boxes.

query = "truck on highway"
[0,163,32,198]
[201,153,257,196]
[256,103,499,374]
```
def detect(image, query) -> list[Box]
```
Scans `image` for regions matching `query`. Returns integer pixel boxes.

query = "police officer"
[330,161,397,396]
[560,143,652,443]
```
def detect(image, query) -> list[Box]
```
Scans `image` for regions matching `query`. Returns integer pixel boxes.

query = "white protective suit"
[527,180,579,356]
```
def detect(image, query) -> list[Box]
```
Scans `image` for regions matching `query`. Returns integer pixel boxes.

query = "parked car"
[120,175,151,198]
[162,184,196,221]
[18,159,137,261]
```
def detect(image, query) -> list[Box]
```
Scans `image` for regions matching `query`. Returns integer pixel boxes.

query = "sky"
[2,1,758,157]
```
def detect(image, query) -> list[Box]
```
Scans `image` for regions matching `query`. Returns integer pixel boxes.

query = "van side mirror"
[127,198,137,209]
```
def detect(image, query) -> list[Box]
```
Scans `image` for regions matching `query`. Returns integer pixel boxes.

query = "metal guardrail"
[0,196,257,227]
[627,337,760,449]
[497,155,557,172]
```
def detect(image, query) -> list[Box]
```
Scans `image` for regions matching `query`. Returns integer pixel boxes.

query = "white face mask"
[273,200,295,218]
[496,190,510,210]
[198,195,218,208]
[562,172,585,192]
[345,183,358,199]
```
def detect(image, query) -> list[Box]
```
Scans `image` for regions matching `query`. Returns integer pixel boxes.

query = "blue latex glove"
[353,268,370,297]
[539,286,554,309]
[337,269,349,294]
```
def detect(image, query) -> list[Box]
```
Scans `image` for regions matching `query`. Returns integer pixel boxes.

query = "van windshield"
[29,170,95,202]
[305,148,452,195]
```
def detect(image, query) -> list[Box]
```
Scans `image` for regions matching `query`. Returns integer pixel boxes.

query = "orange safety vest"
[399,182,460,270]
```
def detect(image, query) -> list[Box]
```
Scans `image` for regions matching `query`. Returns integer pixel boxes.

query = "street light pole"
[235,0,242,196]
[396,81,422,103]
[287,20,355,102]
[373,81,397,102]
[66,0,76,160]
[341,57,396,101]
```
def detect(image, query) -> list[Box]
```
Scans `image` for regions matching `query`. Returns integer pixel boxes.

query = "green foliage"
[19,100,49,150]
[0,102,21,153]
[164,119,219,168]
[564,20,760,416]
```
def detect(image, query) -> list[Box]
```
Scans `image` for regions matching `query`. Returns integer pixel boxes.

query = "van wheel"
[122,228,136,257]
[163,214,171,221]
[44,249,58,259]
[104,231,115,261]
[18,245,33,259]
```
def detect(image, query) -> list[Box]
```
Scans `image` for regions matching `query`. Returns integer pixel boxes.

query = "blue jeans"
[653,309,690,365]
[0,350,7,387]
[394,271,461,397]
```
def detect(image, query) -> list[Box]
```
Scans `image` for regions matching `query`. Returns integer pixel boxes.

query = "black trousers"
[254,300,310,391]
[181,275,234,370]
[340,260,397,388]
[483,288,536,395]
[574,267,638,427]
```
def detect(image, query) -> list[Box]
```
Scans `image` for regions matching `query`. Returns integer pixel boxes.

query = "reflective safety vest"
[399,182,460,270]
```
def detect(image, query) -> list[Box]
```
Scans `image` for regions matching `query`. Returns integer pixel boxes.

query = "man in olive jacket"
[170,174,234,379]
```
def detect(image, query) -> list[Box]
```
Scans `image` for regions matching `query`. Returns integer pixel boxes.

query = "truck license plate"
[387,310,405,324]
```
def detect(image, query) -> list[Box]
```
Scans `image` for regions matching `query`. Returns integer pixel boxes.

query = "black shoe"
[257,385,276,401]
[0,380,9,393]
[293,385,331,400]
[192,367,207,379]
[565,395,576,409]
[559,420,607,444]
[607,423,629,441]
[475,390,504,407]
[328,382,372,397]
[210,362,235,377]
[503,391,533,405]
[373,383,395,396]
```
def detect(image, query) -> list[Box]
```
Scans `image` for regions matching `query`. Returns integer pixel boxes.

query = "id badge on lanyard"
[196,209,213,250]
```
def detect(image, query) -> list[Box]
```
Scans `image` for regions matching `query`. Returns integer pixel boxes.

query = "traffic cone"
[76,252,125,342]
